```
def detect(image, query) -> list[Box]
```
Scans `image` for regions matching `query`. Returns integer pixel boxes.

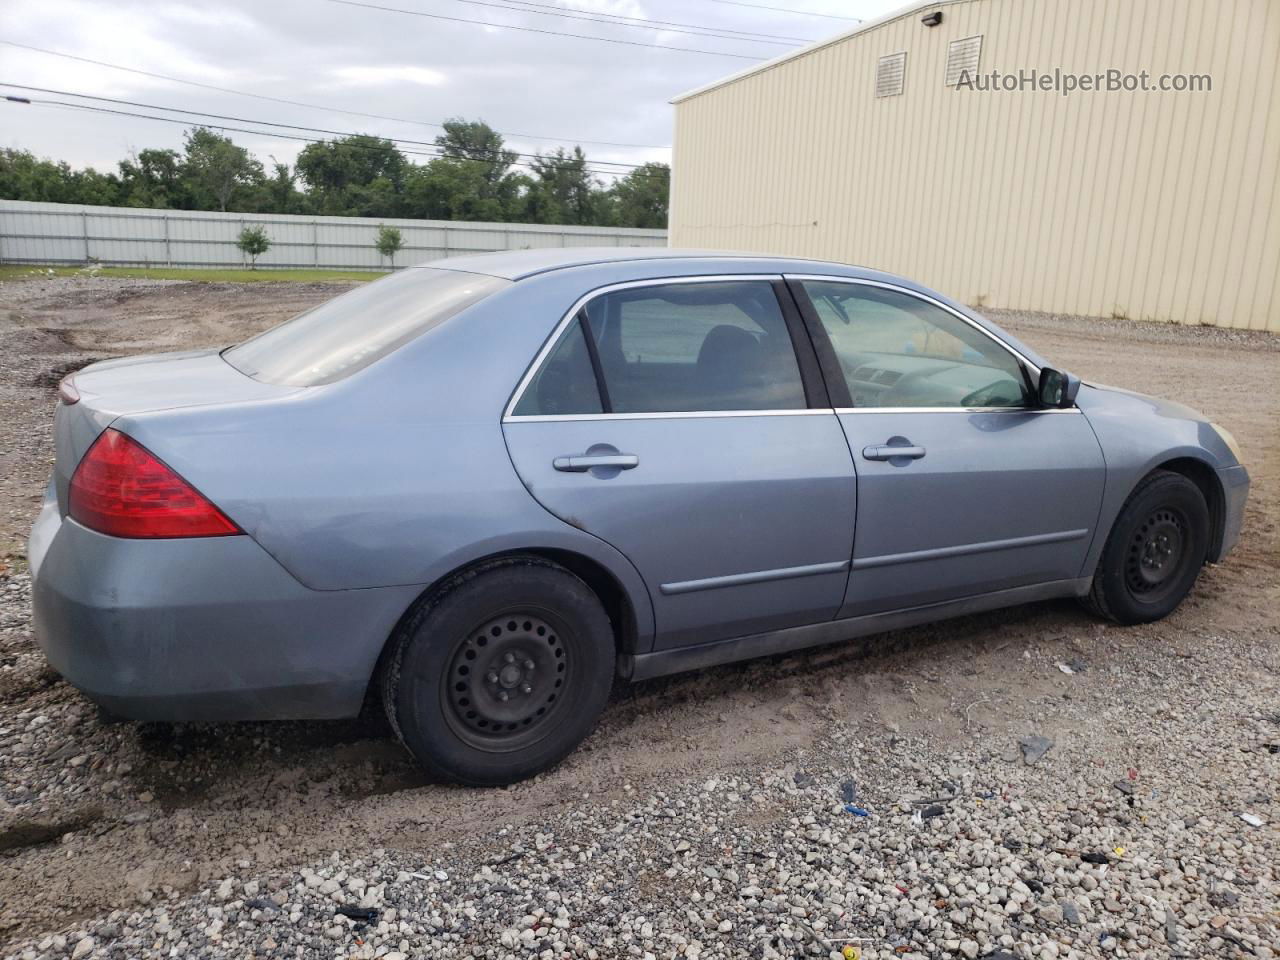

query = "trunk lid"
[53,350,299,512]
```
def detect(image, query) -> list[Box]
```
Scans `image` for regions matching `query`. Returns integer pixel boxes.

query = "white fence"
[0,200,667,271]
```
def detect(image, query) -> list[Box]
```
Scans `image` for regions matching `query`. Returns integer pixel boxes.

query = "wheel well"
[518,548,639,654]
[364,549,640,715]
[1153,457,1225,559]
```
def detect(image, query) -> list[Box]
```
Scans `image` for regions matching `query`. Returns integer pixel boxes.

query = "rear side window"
[225,268,508,386]
[513,281,807,416]
[586,281,805,413]
[512,321,603,417]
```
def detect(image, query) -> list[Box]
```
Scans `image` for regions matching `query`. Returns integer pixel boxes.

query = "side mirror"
[1037,367,1081,408]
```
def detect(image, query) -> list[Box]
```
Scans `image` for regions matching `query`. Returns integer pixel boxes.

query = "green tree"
[375,224,404,267]
[520,147,602,226]
[0,149,121,205]
[0,122,643,227]
[235,225,271,268]
[295,135,406,216]
[117,148,184,208]
[436,120,516,182]
[260,159,307,214]
[608,162,670,229]
[182,128,264,211]
[432,119,524,217]
[403,158,508,221]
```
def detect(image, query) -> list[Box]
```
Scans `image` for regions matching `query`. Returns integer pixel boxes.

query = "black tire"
[1083,470,1211,625]
[382,558,614,786]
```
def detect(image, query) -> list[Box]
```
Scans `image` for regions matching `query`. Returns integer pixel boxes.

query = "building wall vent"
[875,51,907,98]
[945,35,983,86]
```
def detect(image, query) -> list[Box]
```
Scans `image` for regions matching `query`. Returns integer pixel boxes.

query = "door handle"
[553,453,639,472]
[862,443,926,461]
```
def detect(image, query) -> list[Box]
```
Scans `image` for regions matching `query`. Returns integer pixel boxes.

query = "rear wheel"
[382,558,614,786]
[1083,470,1210,624]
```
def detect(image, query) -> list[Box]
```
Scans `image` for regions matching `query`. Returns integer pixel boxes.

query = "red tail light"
[68,429,241,539]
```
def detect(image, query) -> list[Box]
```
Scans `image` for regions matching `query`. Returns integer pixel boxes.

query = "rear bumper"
[27,495,414,722]
[1213,463,1249,562]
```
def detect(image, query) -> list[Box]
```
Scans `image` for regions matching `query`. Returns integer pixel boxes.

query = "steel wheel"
[443,611,572,751]
[1124,506,1190,601]
[1083,470,1210,625]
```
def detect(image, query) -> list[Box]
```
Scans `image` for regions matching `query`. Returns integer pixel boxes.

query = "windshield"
[225,268,509,386]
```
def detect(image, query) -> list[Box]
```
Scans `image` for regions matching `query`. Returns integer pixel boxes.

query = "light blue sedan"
[28,249,1249,784]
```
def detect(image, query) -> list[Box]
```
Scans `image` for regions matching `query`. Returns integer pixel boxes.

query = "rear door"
[789,276,1106,618]
[502,276,857,650]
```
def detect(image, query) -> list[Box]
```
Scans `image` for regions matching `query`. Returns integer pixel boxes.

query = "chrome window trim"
[833,406,1081,415]
[784,274,1043,378]
[508,409,834,423]
[503,274,805,422]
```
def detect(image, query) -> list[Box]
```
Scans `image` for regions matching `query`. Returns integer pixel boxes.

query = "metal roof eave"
[670,0,970,105]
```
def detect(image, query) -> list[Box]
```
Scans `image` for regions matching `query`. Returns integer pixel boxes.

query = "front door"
[790,277,1105,617]
[503,277,857,650]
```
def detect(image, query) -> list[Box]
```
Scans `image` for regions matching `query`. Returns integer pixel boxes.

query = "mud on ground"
[0,276,1275,954]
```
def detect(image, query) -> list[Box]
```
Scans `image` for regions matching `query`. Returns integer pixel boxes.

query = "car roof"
[416,246,878,281]
[410,246,1051,373]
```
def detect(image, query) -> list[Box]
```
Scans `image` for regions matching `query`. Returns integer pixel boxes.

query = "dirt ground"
[0,276,1275,953]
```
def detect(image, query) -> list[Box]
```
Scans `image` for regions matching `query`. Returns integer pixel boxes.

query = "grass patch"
[0,265,385,284]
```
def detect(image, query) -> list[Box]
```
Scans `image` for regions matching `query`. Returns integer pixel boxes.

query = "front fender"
[1075,383,1238,574]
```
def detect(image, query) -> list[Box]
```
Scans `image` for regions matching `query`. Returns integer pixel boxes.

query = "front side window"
[513,280,808,416]
[801,280,1031,409]
[226,268,509,386]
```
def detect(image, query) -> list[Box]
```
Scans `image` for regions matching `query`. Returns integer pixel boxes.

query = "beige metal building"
[670,0,1279,331]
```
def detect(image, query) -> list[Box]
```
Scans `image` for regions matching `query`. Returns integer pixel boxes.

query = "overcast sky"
[0,0,904,180]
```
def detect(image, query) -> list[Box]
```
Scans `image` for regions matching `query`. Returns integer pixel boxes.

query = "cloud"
[328,65,449,88]
[1,0,892,175]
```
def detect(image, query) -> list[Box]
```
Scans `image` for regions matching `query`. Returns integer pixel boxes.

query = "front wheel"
[1083,470,1211,624]
[382,559,615,786]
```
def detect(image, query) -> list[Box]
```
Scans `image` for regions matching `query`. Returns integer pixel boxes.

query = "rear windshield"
[224,268,509,386]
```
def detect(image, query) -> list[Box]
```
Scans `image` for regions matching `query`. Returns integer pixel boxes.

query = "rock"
[958,939,979,958]
[1018,736,1054,765]
[70,938,94,960]
[1060,902,1081,925]
[1039,904,1063,925]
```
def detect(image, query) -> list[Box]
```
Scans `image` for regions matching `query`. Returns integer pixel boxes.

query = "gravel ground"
[0,276,1276,960]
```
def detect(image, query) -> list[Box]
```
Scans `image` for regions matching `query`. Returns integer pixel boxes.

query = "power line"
[686,0,861,21]
[0,39,671,150]
[321,0,766,59]
[419,0,808,44]
[0,83,656,170]
[489,0,815,42]
[3,97,670,183]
